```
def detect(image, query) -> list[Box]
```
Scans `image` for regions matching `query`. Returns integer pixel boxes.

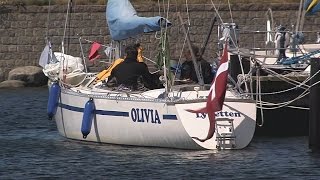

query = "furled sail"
[304,0,320,15]
[106,0,172,41]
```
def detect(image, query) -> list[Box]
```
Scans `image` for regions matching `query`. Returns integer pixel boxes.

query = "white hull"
[53,87,256,150]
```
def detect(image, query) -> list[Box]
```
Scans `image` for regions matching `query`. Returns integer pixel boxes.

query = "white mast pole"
[62,0,72,55]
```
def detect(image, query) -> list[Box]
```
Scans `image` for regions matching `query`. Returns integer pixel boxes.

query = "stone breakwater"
[0,3,319,84]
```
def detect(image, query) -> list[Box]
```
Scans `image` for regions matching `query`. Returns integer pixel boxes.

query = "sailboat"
[41,0,256,150]
[245,0,320,75]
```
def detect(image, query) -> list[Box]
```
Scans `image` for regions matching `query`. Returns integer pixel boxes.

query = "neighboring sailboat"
[245,0,320,75]
[42,0,256,150]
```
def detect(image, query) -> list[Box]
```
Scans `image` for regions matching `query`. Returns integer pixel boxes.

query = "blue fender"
[47,83,61,119]
[81,99,95,139]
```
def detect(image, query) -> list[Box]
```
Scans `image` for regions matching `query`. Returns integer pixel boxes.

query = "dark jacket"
[180,58,213,84]
[109,57,159,90]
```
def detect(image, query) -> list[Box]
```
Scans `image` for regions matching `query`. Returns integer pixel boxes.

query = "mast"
[296,0,305,33]
[62,0,72,55]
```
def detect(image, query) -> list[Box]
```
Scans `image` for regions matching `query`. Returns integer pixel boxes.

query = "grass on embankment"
[0,0,301,6]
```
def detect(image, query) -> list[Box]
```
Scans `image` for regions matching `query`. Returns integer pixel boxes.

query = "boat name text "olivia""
[196,111,241,119]
[131,108,161,124]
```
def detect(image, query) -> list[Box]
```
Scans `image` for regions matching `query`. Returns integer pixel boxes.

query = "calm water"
[1,88,320,179]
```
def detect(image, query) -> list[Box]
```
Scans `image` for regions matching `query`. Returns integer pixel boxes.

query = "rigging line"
[186,0,190,26]
[62,0,72,55]
[81,38,110,48]
[228,74,244,94]
[79,37,88,74]
[172,0,191,84]
[250,62,254,99]
[261,68,309,90]
[236,53,249,93]
[227,0,237,48]
[259,86,310,110]
[45,0,51,41]
[158,0,161,16]
[257,76,320,110]
[210,0,235,48]
[256,91,309,110]
[299,0,307,32]
[172,28,189,86]
[159,0,170,93]
[256,68,264,127]
[199,0,222,57]
[142,56,158,65]
[209,1,231,49]
[259,90,310,106]
[66,0,73,55]
[296,0,304,33]
[263,67,309,89]
[251,57,310,89]
[166,0,170,21]
[155,0,162,39]
[243,68,320,96]
[227,0,233,23]
[258,93,309,107]
[210,0,224,27]
[245,85,307,96]
[257,104,309,110]
[210,0,237,53]
[178,12,204,86]
[298,67,320,87]
[258,69,264,127]
[214,0,246,93]
[210,1,248,95]
[251,69,314,113]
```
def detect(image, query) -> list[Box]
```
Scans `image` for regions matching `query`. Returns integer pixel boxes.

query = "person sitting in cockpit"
[107,44,161,91]
[180,45,213,84]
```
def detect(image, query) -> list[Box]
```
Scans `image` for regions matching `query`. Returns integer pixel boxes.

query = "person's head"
[277,25,286,33]
[125,45,138,59]
[134,43,141,49]
[184,45,201,61]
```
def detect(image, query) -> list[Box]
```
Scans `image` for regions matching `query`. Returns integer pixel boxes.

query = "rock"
[8,66,48,86]
[0,80,26,88]
[0,68,4,82]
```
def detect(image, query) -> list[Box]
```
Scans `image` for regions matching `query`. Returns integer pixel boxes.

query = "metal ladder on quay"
[215,118,236,150]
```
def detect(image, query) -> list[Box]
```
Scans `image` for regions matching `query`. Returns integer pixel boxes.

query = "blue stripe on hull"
[58,103,177,120]
[95,110,129,117]
[59,103,83,112]
[59,103,129,117]
[163,115,178,120]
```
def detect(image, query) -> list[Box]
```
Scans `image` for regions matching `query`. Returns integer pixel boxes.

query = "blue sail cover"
[304,0,320,15]
[107,0,172,41]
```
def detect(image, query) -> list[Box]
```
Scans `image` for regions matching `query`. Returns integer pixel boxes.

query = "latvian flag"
[186,42,229,142]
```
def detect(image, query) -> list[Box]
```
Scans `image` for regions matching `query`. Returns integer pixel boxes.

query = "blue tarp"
[278,49,320,65]
[106,0,172,41]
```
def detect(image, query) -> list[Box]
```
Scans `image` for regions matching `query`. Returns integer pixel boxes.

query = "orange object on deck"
[96,58,124,82]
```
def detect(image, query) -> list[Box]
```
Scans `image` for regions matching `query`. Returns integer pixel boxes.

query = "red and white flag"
[88,42,102,61]
[186,42,229,142]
